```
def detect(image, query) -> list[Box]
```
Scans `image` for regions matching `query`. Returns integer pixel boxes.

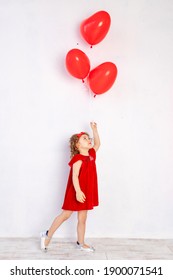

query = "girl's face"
[77,134,92,151]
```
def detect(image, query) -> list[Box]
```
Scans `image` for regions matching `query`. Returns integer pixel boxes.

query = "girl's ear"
[76,142,80,150]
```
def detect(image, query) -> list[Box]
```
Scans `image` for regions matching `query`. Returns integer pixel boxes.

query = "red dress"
[62,148,99,211]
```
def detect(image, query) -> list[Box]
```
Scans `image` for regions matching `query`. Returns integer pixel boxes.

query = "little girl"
[41,122,100,252]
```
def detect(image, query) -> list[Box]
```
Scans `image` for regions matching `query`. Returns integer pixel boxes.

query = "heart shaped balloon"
[65,49,90,80]
[80,11,111,46]
[88,62,118,94]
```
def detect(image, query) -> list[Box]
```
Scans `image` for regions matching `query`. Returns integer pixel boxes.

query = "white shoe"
[40,231,51,252]
[76,241,95,252]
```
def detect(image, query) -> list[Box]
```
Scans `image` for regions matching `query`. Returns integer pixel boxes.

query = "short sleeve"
[89,148,96,160]
[68,154,83,167]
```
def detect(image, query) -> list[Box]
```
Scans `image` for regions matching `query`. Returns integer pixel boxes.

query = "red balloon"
[80,11,111,46]
[65,49,90,79]
[88,62,118,94]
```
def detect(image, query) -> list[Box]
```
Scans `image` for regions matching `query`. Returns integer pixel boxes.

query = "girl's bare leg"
[45,210,73,246]
[77,210,88,246]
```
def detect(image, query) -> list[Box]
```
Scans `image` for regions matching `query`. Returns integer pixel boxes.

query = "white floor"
[0,238,173,260]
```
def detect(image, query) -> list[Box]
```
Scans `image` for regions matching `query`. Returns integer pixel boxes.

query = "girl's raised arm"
[90,122,100,152]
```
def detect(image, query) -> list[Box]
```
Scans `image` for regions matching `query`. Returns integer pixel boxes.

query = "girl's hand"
[76,190,86,203]
[90,121,97,131]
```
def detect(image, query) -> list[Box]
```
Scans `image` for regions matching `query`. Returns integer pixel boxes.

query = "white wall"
[0,0,173,238]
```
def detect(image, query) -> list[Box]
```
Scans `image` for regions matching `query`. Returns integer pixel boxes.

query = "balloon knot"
[94,95,96,98]
[82,79,85,83]
[90,45,93,48]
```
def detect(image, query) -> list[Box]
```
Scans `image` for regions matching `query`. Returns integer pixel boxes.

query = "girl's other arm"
[72,160,86,203]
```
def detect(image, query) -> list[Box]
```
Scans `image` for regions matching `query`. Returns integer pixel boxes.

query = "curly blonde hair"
[69,132,89,158]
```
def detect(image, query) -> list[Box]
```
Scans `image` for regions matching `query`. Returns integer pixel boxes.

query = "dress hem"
[62,205,98,211]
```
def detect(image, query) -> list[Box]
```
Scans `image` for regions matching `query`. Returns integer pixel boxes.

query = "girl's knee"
[78,211,87,224]
[61,210,73,220]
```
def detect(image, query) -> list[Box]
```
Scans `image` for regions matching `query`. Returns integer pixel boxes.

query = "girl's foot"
[40,230,51,251]
[76,241,95,252]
